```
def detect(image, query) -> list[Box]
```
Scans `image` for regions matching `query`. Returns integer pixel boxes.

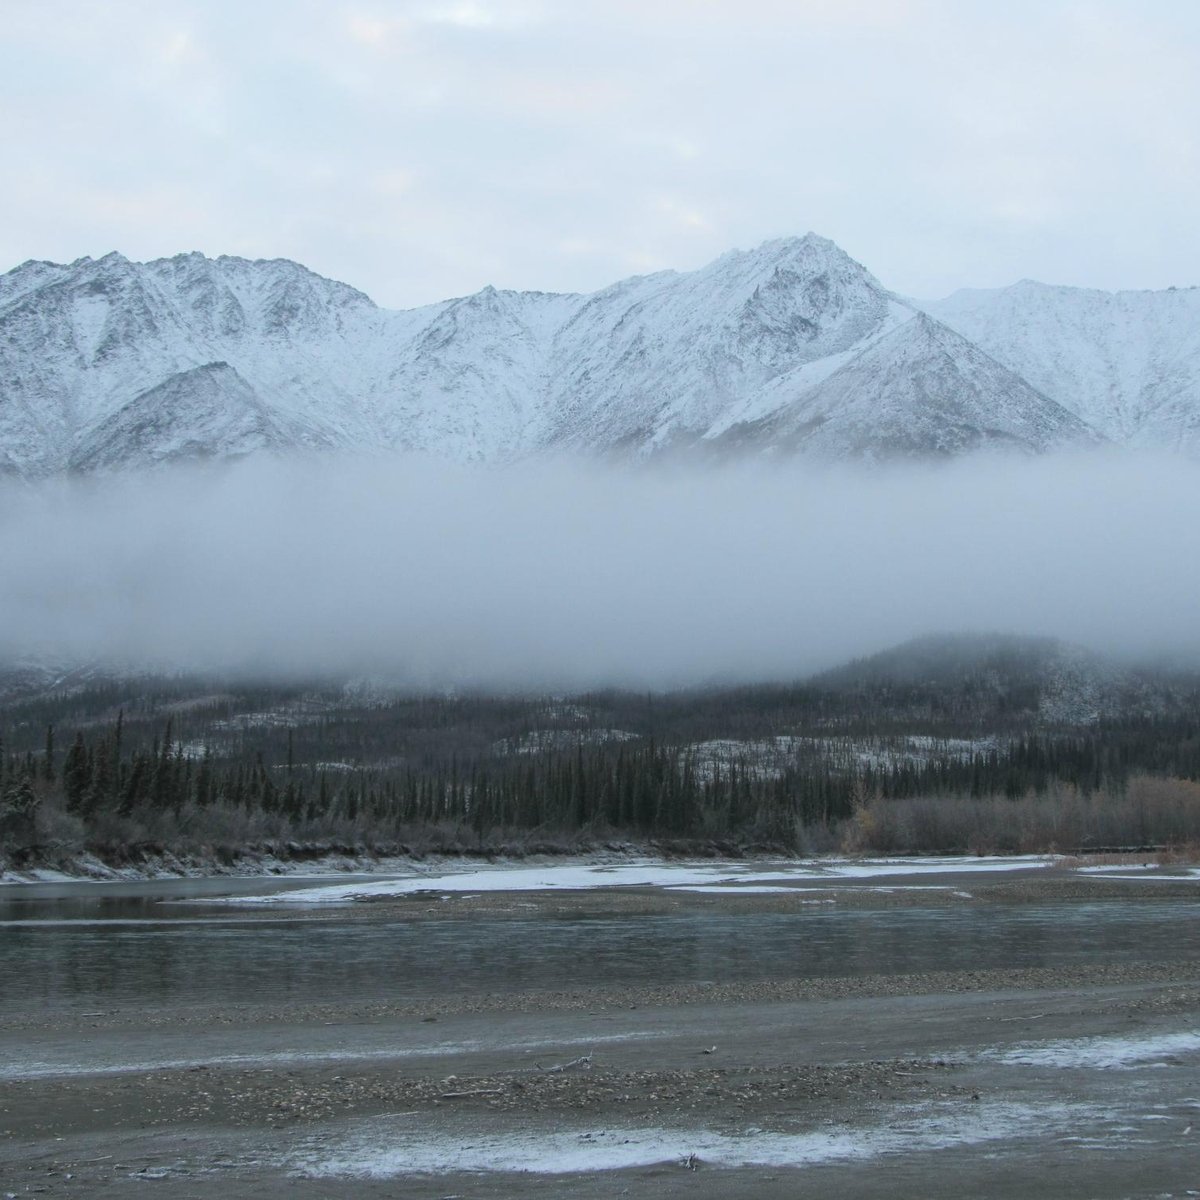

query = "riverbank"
[4,959,1199,1198]
[3,867,1198,1198]
[3,825,1195,886]
[3,841,1196,889]
[0,839,751,884]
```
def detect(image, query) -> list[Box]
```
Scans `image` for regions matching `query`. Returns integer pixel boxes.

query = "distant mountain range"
[812,633,1190,727]
[2,234,1198,476]
[2,633,1192,728]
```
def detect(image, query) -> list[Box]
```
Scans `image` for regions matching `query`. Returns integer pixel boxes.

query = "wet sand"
[2,871,1199,1198]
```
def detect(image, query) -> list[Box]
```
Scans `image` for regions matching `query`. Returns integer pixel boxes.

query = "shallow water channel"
[2,878,1198,1016]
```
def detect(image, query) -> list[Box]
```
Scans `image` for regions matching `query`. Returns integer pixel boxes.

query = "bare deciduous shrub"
[838,776,1200,856]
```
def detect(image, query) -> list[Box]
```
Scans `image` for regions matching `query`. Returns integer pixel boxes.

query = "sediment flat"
[2,870,1198,1198]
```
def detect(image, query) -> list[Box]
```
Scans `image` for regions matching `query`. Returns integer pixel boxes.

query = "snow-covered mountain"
[0,250,393,475]
[541,235,909,453]
[707,313,1096,459]
[1,234,1194,476]
[924,281,1200,453]
[68,362,333,473]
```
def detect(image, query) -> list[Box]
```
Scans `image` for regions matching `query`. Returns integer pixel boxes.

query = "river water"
[2,876,1197,1015]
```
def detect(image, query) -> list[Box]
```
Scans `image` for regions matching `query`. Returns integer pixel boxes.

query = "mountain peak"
[924,275,1200,449]
[714,232,865,273]
[889,310,968,351]
[706,234,891,310]
[765,231,838,255]
[1,236,1193,475]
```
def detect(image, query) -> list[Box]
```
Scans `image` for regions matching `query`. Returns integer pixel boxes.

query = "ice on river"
[220,855,1055,904]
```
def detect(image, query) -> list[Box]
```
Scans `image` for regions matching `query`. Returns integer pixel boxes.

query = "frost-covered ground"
[0,851,405,885]
[1077,864,1200,882]
[990,1030,1200,1070]
[289,1098,1097,1178]
[4,862,1198,1199]
[686,734,1007,782]
[490,728,639,755]
[282,1026,1200,1181]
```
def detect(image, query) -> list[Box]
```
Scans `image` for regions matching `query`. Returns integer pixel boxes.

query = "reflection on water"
[1,883,1197,1015]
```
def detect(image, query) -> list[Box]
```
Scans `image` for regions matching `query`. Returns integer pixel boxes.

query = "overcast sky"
[3,1,1199,308]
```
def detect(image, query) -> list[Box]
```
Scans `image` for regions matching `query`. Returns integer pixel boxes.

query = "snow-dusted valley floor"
[1,861,1198,1199]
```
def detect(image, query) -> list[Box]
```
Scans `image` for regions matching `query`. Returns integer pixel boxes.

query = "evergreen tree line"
[3,711,1199,856]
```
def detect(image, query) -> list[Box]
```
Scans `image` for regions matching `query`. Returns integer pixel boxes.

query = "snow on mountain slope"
[542,234,898,453]
[0,251,395,474]
[0,258,76,310]
[2,235,915,472]
[7,233,1191,476]
[376,286,584,459]
[68,362,332,472]
[710,313,1100,460]
[924,281,1200,451]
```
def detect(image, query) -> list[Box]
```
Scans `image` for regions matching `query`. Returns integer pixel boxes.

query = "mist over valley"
[1,451,1197,686]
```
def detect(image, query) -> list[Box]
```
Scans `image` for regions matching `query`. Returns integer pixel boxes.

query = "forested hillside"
[3,638,1200,871]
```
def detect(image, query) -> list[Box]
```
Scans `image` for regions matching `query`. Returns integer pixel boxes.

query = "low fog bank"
[0,451,1197,687]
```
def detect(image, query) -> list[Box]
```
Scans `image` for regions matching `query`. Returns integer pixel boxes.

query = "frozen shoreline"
[0,849,1059,890]
[0,847,421,886]
[215,855,1062,905]
[5,848,1196,898]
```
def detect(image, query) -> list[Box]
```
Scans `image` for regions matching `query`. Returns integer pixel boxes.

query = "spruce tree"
[42,725,55,783]
[63,733,90,815]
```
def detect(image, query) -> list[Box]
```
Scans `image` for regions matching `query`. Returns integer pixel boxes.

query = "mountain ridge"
[1,234,1196,475]
[923,277,1200,453]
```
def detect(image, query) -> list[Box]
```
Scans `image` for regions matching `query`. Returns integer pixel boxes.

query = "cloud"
[2,1,1199,306]
[417,2,539,30]
[0,452,1196,687]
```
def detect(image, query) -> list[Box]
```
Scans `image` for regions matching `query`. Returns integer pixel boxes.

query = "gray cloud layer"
[2,453,1197,686]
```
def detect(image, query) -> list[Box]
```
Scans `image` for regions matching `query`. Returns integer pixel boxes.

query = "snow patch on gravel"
[1079,868,1200,882]
[290,1099,1098,1177]
[1077,864,1159,873]
[992,1030,1200,1069]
